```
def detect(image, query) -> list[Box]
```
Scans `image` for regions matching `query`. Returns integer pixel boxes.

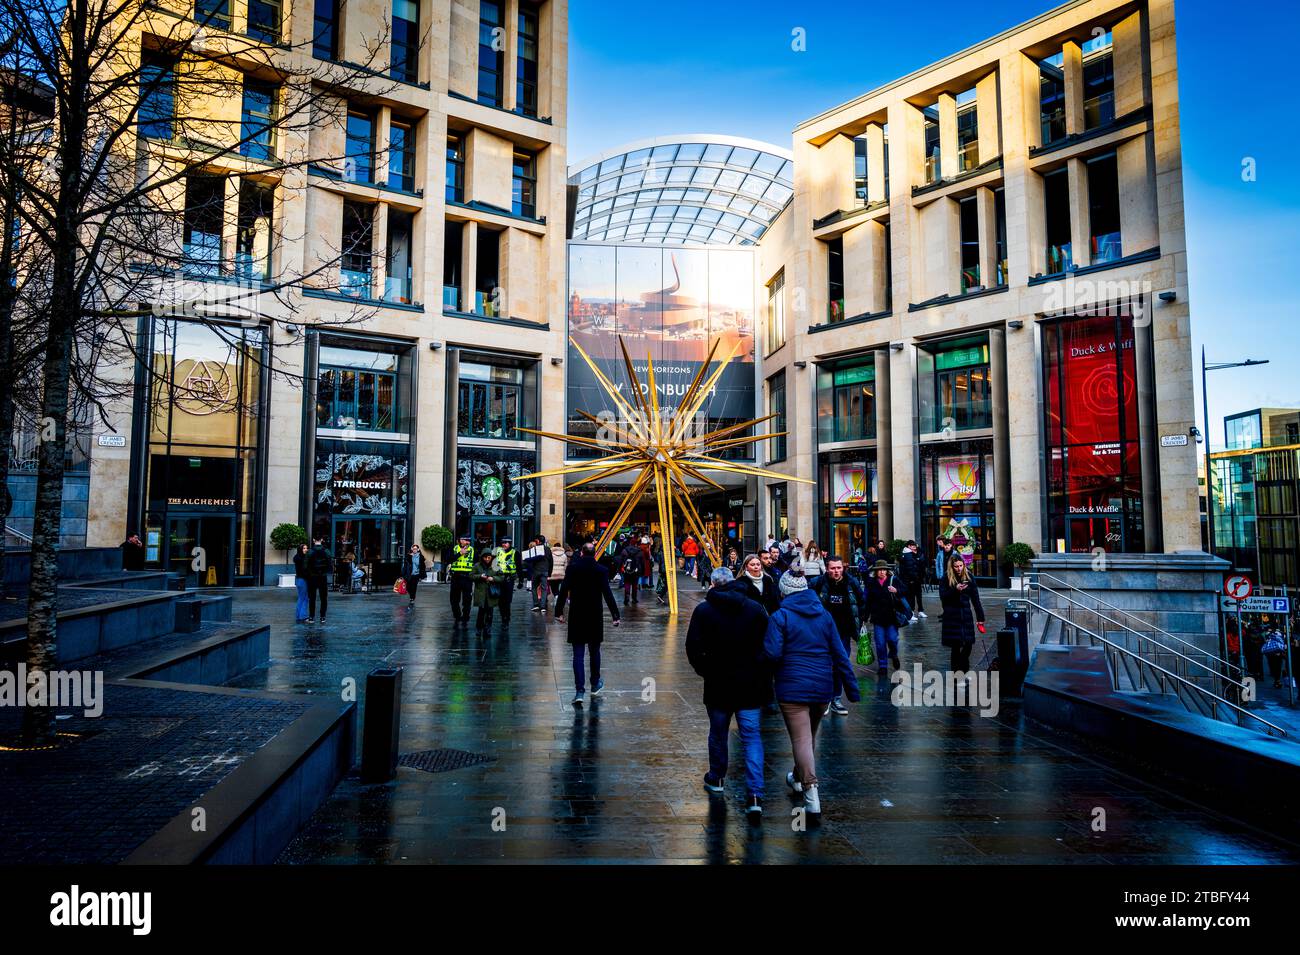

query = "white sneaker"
[804,785,821,815]
[910,616,919,624]
[918,611,928,619]
[786,770,803,794]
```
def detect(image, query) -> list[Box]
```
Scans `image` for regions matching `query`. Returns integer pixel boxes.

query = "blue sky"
[568,0,1300,449]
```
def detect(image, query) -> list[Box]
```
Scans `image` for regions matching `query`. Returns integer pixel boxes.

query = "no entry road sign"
[1223,575,1254,600]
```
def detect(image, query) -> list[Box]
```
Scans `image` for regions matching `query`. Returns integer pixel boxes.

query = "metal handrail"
[1028,579,1246,692]
[1025,571,1242,678]
[1010,597,1286,738]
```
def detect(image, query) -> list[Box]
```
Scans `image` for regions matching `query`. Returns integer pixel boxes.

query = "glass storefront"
[918,335,991,435]
[817,360,875,444]
[819,451,877,565]
[919,439,996,580]
[456,446,537,543]
[142,319,266,587]
[1043,313,1144,553]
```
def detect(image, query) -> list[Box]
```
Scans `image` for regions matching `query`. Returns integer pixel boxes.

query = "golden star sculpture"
[518,335,813,614]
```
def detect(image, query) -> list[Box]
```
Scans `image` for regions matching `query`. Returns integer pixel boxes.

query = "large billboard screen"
[566,244,756,457]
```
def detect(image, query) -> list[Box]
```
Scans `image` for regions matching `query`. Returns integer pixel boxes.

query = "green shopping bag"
[856,628,875,668]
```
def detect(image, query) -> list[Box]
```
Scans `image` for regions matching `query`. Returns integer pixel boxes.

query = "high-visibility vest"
[498,548,516,574]
[450,545,475,573]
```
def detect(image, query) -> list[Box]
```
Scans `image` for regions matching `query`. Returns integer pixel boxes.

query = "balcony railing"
[1084,90,1115,130]
[957,138,979,173]
[1041,108,1066,147]
[924,152,940,184]
[384,275,413,305]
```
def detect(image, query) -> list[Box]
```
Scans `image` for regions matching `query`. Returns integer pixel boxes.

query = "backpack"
[622,551,640,575]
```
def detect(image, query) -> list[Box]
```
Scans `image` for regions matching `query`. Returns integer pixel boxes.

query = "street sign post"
[1218,595,1291,614]
[1224,575,1254,601]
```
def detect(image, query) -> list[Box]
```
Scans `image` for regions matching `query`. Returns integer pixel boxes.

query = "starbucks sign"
[481,476,504,501]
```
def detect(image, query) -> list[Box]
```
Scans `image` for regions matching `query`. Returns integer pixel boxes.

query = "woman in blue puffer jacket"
[763,569,860,816]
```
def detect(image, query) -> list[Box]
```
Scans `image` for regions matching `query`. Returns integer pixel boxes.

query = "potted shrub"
[421,524,453,580]
[269,524,308,587]
[1002,542,1035,587]
[886,538,907,563]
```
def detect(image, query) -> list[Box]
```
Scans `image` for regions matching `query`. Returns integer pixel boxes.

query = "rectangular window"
[340,201,373,297]
[1087,153,1122,264]
[474,227,500,315]
[923,109,940,183]
[183,175,225,276]
[956,97,978,172]
[457,379,523,439]
[239,78,276,161]
[516,4,539,117]
[512,150,536,218]
[766,271,786,353]
[445,134,464,203]
[345,112,374,183]
[139,51,176,141]
[818,362,875,443]
[853,136,867,206]
[1082,33,1115,130]
[443,220,462,311]
[1039,56,1066,146]
[247,0,281,42]
[934,345,991,431]
[959,195,980,292]
[318,358,399,434]
[768,370,787,463]
[391,0,419,83]
[313,0,339,60]
[994,188,1007,287]
[827,237,844,321]
[388,120,416,193]
[478,0,505,107]
[235,180,273,282]
[385,210,413,304]
[1043,167,1072,274]
[195,0,231,29]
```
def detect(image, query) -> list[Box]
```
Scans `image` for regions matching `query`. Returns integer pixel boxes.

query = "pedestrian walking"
[812,554,867,713]
[682,534,700,580]
[686,567,771,818]
[492,536,518,625]
[120,532,145,571]
[652,535,668,604]
[735,553,782,615]
[763,569,859,816]
[802,540,826,587]
[305,537,333,624]
[471,550,505,635]
[401,543,426,609]
[292,543,309,623]
[447,535,475,623]
[863,559,909,676]
[554,543,621,706]
[939,554,986,678]
[898,540,927,621]
[543,540,569,613]
[616,535,642,606]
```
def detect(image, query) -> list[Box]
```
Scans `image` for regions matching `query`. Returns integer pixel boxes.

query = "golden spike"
[672,338,733,437]
[565,460,646,489]
[683,413,778,447]
[570,336,651,442]
[516,425,623,451]
[670,339,742,442]
[516,456,641,482]
[683,455,817,484]
[593,468,654,555]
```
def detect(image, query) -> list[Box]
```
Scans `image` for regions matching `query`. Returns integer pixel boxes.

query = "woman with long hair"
[292,543,310,623]
[802,540,826,587]
[938,554,986,677]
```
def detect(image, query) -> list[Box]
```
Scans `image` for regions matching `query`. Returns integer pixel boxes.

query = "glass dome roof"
[568,135,794,247]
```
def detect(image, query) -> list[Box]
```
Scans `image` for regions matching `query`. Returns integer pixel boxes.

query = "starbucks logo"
[481,476,503,501]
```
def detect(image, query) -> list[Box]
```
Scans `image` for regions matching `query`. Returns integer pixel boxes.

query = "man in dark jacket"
[615,536,642,606]
[120,532,145,571]
[305,538,333,624]
[401,544,426,609]
[685,567,771,818]
[554,543,621,707]
[897,540,927,621]
[812,555,867,715]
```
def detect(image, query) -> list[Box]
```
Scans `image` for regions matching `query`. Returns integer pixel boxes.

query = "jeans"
[294,578,309,621]
[573,643,601,693]
[873,624,900,670]
[307,576,329,619]
[706,707,765,797]
[683,556,696,578]
[779,702,825,789]
[909,580,924,612]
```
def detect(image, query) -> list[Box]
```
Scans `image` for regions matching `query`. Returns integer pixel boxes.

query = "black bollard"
[361,666,403,783]
[997,628,1027,695]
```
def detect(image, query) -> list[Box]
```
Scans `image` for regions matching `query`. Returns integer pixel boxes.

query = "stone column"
[864,123,886,205]
[990,327,1012,585]
[1063,40,1085,135]
[874,347,893,542]
[1067,157,1091,268]
[460,219,477,313]
[975,70,999,165]
[1135,313,1162,552]
[889,344,915,541]
[937,91,958,180]
[975,186,998,289]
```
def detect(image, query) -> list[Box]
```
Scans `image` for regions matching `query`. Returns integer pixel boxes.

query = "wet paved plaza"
[221,581,1300,864]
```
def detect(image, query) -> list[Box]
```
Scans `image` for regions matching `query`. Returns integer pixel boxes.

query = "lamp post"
[1201,347,1269,557]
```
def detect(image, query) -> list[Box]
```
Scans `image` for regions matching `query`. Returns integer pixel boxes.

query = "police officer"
[494,535,517,627]
[448,534,475,623]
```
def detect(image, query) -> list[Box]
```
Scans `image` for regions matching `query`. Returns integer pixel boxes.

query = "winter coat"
[863,573,909,627]
[682,537,700,557]
[685,585,773,711]
[292,551,308,580]
[762,589,860,704]
[802,554,826,577]
[554,554,620,646]
[898,549,922,585]
[306,545,333,578]
[548,546,569,582]
[615,543,643,579]
[813,573,866,638]
[639,543,652,576]
[403,551,427,579]
[472,564,505,607]
[732,572,782,616]
[939,576,985,646]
